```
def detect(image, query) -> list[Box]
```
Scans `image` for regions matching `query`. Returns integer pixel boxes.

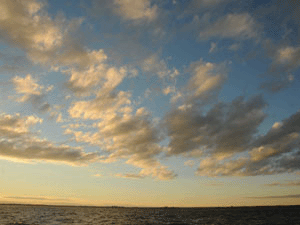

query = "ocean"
[0,204,299,224]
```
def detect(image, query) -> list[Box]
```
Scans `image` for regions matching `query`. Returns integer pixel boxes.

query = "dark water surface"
[0,204,299,224]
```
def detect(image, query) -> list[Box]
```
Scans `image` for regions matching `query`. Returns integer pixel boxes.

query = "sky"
[0,0,299,207]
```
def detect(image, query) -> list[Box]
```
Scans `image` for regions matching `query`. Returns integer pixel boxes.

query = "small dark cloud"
[39,102,51,113]
[259,79,292,93]
[29,94,52,114]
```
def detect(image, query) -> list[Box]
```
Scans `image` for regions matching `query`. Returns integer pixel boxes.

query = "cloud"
[182,0,232,15]
[272,46,300,71]
[228,43,240,51]
[0,51,32,73]
[67,59,133,117]
[64,128,102,147]
[163,61,299,177]
[113,0,158,22]
[67,107,176,180]
[253,0,300,28]
[249,0,300,93]
[252,111,300,156]
[260,44,300,92]
[184,160,195,167]
[165,95,266,156]
[125,157,177,180]
[63,51,139,97]
[142,54,179,79]
[115,173,146,179]
[0,113,42,138]
[162,82,297,178]
[0,113,100,166]
[196,157,248,176]
[65,56,137,97]
[0,0,126,97]
[46,85,54,92]
[11,75,54,114]
[86,0,168,58]
[12,74,43,102]
[187,0,230,9]
[276,46,300,65]
[69,91,131,120]
[204,182,224,186]
[2,0,299,183]
[5,195,71,201]
[92,174,102,177]
[264,181,300,187]
[56,113,63,123]
[161,59,227,105]
[198,13,259,40]
[97,108,176,180]
[196,153,298,177]
[63,50,109,95]
[195,111,300,177]
[209,42,218,53]
[248,194,300,199]
[192,0,229,8]
[0,0,64,58]
[163,86,176,95]
[185,60,227,100]
[0,137,100,166]
[196,148,300,177]
[95,108,161,151]
[260,79,293,93]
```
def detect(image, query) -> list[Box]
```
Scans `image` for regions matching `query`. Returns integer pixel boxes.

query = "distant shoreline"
[0,203,299,209]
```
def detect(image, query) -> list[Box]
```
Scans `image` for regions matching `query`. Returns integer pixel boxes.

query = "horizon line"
[1,203,299,209]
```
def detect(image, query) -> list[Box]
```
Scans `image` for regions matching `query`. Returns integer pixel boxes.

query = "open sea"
[0,204,299,225]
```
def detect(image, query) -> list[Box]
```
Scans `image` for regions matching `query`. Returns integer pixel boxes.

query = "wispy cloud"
[248,194,300,199]
[92,174,102,177]
[115,173,146,179]
[142,53,179,79]
[184,160,195,167]
[264,181,300,187]
[198,13,260,40]
[113,0,158,22]
[204,182,224,186]
[5,196,71,201]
